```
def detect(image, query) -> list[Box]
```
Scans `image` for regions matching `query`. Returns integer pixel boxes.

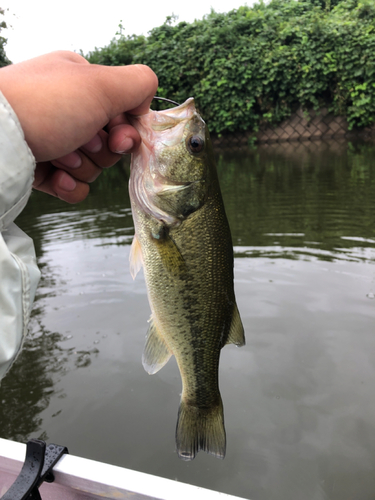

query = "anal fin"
[142,316,172,374]
[225,303,245,347]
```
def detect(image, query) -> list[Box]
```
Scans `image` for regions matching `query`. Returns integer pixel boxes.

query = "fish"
[128,98,245,461]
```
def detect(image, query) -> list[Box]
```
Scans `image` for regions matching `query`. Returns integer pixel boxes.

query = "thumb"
[94,64,159,120]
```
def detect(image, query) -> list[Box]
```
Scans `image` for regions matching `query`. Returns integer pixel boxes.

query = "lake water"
[1,139,375,500]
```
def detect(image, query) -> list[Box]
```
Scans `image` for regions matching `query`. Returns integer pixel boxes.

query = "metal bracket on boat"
[0,439,69,500]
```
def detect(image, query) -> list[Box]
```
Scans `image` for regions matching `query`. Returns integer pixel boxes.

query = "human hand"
[0,51,158,203]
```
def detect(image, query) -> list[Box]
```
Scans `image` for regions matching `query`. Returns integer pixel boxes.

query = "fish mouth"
[155,97,195,116]
[150,98,196,132]
[128,98,198,151]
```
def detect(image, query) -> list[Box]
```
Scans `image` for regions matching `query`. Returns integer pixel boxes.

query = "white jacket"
[0,91,40,382]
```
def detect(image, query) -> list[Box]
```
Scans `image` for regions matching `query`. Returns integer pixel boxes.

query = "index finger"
[107,120,142,155]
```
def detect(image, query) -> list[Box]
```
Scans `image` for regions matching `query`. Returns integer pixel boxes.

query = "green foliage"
[86,0,375,133]
[0,8,11,67]
[84,22,146,66]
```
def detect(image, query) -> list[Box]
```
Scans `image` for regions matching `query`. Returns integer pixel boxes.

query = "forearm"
[0,91,40,382]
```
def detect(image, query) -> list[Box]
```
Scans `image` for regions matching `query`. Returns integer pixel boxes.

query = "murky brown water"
[1,139,375,500]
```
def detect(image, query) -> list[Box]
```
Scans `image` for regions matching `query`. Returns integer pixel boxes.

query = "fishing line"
[153,96,181,107]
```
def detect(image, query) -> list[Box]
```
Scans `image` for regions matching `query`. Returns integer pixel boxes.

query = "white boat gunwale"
[0,438,249,500]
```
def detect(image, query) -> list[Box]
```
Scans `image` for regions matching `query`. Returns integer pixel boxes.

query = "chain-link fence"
[210,108,375,149]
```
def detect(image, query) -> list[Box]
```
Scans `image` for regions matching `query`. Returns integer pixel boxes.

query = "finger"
[79,129,123,168]
[96,64,158,119]
[51,152,103,183]
[53,170,90,203]
[108,123,141,154]
[106,112,142,154]
[46,125,131,194]
[33,164,90,203]
[107,113,131,130]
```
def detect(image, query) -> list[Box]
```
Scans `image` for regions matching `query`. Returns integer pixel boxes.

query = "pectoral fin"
[154,232,186,276]
[142,316,172,374]
[225,304,245,347]
[129,235,143,280]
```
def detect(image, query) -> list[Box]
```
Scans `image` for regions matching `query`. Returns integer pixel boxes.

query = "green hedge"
[86,0,375,134]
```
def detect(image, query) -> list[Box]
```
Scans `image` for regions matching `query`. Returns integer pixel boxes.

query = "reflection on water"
[1,140,375,500]
[220,140,375,258]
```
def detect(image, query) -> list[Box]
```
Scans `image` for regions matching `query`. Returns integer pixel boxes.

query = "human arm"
[0,50,158,203]
[0,51,158,381]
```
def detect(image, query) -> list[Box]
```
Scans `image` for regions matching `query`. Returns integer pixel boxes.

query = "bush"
[86,0,375,134]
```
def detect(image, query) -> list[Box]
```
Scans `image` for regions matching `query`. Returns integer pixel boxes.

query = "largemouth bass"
[128,98,245,460]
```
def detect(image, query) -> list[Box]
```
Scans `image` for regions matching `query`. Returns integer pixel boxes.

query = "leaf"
[84,0,375,133]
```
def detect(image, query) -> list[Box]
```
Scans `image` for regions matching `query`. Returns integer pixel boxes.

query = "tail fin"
[175,398,226,461]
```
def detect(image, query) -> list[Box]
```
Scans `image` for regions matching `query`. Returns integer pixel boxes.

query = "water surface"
[1,139,375,500]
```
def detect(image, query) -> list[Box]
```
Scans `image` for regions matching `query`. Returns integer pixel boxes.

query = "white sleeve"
[0,91,41,382]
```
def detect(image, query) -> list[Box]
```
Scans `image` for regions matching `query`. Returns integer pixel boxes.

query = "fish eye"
[187,135,204,154]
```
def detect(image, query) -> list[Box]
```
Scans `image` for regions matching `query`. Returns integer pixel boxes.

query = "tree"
[0,8,11,66]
